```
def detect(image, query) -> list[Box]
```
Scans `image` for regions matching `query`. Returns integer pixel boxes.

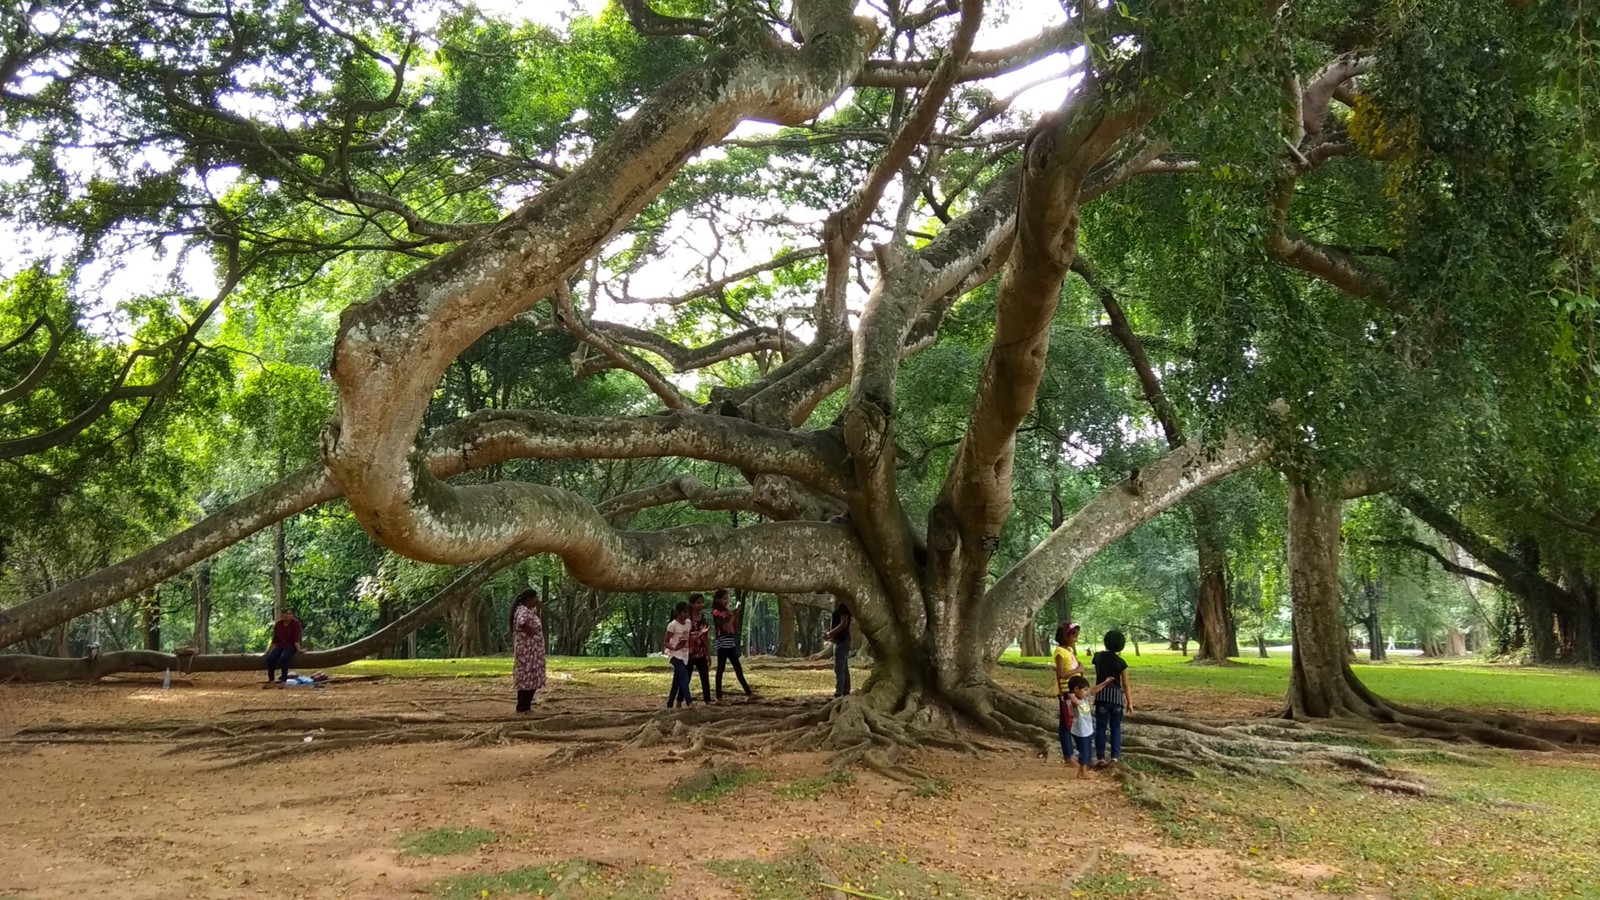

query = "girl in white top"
[664,601,693,708]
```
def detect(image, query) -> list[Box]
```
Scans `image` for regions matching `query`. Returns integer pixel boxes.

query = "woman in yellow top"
[1053,623,1083,765]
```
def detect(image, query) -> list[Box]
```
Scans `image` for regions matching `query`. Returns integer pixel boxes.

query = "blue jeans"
[265,646,296,682]
[1094,702,1124,761]
[1058,722,1073,762]
[667,658,691,707]
[1075,733,1094,765]
[833,640,851,697]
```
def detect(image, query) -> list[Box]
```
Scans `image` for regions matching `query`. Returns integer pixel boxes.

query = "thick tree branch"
[0,408,853,648]
[597,474,759,522]
[609,246,826,306]
[322,7,876,568]
[1371,538,1503,587]
[935,82,1159,619]
[1301,52,1374,140]
[1074,255,1183,445]
[576,322,801,377]
[983,435,1269,659]
[855,23,1078,88]
[814,0,982,347]
[618,0,714,38]
[552,285,692,409]
[0,316,64,406]
[1399,491,1580,614]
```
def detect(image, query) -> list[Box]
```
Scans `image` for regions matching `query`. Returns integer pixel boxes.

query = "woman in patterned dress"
[510,589,547,713]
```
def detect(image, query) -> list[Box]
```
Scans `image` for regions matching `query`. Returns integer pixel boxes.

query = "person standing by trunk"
[824,601,852,698]
[1052,623,1083,765]
[665,602,693,708]
[265,608,301,684]
[510,589,547,713]
[687,594,712,704]
[712,589,754,701]
[1092,629,1134,765]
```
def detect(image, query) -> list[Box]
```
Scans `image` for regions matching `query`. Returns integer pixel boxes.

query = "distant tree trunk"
[272,453,289,617]
[445,590,486,657]
[1019,623,1044,657]
[1193,504,1233,662]
[777,595,798,657]
[54,624,69,657]
[1257,630,1268,658]
[797,605,821,656]
[1445,627,1468,657]
[1048,471,1071,629]
[1364,576,1386,662]
[141,594,161,652]
[193,564,211,655]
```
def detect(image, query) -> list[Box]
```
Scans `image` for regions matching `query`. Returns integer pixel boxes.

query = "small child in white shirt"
[1066,674,1111,778]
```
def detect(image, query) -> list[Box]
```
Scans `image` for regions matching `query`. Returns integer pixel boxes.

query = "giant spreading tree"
[2,0,1597,764]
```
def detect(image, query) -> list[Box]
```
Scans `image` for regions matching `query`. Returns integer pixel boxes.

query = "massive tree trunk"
[1286,481,1362,718]
[0,552,518,681]
[1278,482,1582,749]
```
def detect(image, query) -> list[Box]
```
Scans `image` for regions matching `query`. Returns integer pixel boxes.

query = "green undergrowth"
[668,763,768,803]
[773,769,855,800]
[1070,853,1167,897]
[997,649,1600,717]
[399,826,499,857]
[432,860,665,900]
[1120,750,1600,898]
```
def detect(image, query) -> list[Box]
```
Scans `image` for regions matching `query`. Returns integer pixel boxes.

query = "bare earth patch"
[4,671,1340,899]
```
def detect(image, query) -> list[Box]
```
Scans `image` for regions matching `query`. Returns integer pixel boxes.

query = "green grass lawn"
[998,649,1600,718]
[333,649,1600,717]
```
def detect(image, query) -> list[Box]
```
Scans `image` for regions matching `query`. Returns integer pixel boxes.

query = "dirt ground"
[1,668,1337,900]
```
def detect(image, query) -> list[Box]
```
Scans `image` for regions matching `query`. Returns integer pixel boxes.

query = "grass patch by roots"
[773,769,855,800]
[668,762,768,803]
[398,827,498,857]
[432,861,665,899]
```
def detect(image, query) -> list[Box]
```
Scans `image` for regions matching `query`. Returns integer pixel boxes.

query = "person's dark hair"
[1103,629,1126,653]
[713,588,729,602]
[673,601,689,615]
[689,593,705,606]
[508,589,538,632]
[1066,674,1090,692]
[712,593,729,611]
[1055,623,1080,646]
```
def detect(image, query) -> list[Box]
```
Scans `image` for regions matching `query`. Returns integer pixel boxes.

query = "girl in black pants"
[711,590,753,700]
